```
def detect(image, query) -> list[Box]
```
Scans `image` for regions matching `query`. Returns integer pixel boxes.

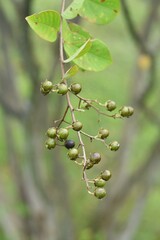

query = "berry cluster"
[40,78,134,199]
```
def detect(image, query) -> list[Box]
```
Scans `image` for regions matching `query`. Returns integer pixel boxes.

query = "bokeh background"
[0,0,160,240]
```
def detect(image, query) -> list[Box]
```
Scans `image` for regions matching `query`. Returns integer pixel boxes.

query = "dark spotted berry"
[64,140,75,149]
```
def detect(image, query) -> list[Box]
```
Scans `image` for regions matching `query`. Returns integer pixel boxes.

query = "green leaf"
[64,65,79,79]
[62,0,85,19]
[79,0,120,24]
[64,39,92,63]
[25,10,60,42]
[63,22,112,71]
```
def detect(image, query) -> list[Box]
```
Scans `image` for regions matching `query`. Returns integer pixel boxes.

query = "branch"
[121,0,148,53]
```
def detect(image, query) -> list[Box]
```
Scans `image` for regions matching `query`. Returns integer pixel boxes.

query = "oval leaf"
[63,22,112,71]
[63,0,85,19]
[64,39,92,63]
[25,10,60,42]
[79,0,120,24]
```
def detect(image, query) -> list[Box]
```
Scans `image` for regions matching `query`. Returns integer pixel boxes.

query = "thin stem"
[59,0,91,192]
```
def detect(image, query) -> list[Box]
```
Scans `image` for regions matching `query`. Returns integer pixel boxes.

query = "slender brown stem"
[59,0,91,192]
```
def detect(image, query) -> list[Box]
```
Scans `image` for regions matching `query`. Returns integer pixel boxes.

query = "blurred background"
[0,0,160,240]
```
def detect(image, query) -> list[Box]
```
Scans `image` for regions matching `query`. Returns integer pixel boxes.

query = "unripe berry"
[105,100,116,111]
[109,141,120,151]
[68,148,79,160]
[46,127,57,138]
[94,178,106,187]
[85,160,94,170]
[57,83,68,95]
[71,83,82,94]
[120,106,134,117]
[98,128,109,139]
[94,188,106,199]
[57,128,69,140]
[72,121,83,131]
[45,138,56,149]
[101,170,112,181]
[90,152,101,164]
[64,140,75,149]
[40,80,53,95]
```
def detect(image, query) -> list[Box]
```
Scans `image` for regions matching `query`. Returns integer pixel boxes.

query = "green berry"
[109,141,120,151]
[98,128,109,139]
[64,140,75,149]
[101,170,112,181]
[46,127,57,138]
[57,128,69,140]
[57,83,68,95]
[94,188,106,199]
[94,178,106,187]
[90,152,101,164]
[71,83,82,94]
[40,80,53,95]
[128,106,134,116]
[85,160,94,170]
[45,138,56,149]
[72,121,83,131]
[120,106,134,117]
[68,148,79,160]
[105,100,116,111]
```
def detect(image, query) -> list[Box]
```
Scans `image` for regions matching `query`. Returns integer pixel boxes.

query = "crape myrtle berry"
[45,138,56,149]
[72,121,83,131]
[109,141,120,151]
[47,127,57,138]
[57,128,69,140]
[105,100,116,111]
[90,152,101,164]
[40,80,53,95]
[64,140,75,149]
[68,148,79,160]
[101,170,112,181]
[94,178,106,187]
[57,83,68,95]
[71,83,82,94]
[94,188,106,199]
[98,128,109,139]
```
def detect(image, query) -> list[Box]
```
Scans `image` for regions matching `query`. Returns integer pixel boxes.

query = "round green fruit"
[101,170,112,181]
[71,83,82,94]
[98,128,109,139]
[94,178,106,187]
[40,80,53,95]
[120,106,134,117]
[109,141,120,151]
[45,138,56,149]
[46,127,57,138]
[90,152,101,164]
[68,148,79,160]
[57,83,68,95]
[72,121,83,131]
[105,100,116,111]
[57,128,69,140]
[94,188,106,199]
